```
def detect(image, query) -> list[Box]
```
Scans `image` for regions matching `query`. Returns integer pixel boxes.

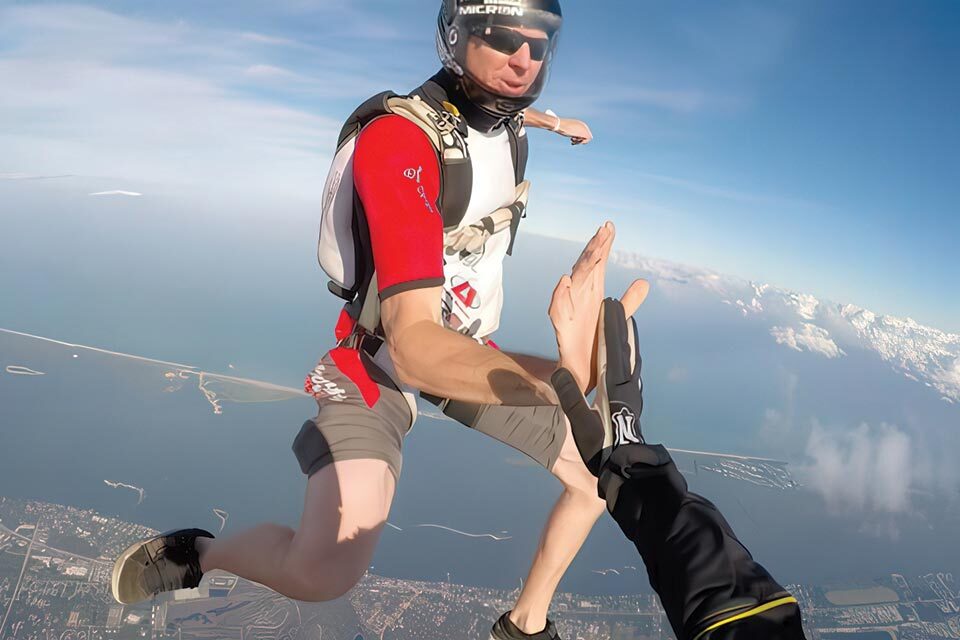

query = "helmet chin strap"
[460,74,534,120]
[434,68,513,133]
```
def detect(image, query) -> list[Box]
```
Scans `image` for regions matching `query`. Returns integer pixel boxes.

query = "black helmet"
[436,0,563,120]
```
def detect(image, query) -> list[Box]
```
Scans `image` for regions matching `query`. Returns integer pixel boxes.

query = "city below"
[1,496,956,640]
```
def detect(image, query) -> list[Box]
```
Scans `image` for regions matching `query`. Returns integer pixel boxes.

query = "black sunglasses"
[473,26,550,61]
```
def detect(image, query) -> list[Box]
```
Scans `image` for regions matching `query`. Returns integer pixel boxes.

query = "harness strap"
[333,84,529,342]
[356,272,382,334]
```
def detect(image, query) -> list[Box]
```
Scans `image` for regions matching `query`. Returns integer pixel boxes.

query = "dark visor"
[473,25,550,61]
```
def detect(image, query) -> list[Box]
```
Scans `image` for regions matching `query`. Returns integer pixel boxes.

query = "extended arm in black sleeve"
[551,299,806,640]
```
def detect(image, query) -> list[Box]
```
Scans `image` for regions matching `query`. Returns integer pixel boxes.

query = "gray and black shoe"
[490,611,561,640]
[111,528,214,604]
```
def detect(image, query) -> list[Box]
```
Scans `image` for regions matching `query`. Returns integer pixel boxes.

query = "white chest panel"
[440,124,520,340]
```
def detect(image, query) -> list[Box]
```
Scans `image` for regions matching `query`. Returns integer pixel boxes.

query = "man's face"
[463,26,547,98]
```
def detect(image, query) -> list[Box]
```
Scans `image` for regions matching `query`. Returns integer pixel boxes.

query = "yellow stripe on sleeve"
[692,596,799,640]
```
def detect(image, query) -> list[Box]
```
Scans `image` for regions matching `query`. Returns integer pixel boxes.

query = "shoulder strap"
[506,113,529,184]
[340,88,472,333]
[338,91,397,147]
[338,87,529,334]
[399,80,473,230]
[502,114,529,255]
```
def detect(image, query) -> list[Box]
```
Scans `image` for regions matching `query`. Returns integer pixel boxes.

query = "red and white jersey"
[353,114,522,343]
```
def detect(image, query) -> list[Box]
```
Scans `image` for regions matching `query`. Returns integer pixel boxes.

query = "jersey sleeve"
[353,114,445,300]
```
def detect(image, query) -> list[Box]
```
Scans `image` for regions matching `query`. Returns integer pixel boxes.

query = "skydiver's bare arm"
[381,286,557,406]
[523,107,594,145]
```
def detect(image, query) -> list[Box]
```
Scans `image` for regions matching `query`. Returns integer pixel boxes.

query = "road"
[0,519,39,636]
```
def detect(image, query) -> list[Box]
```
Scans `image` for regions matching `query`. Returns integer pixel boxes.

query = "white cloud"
[770,323,844,359]
[802,422,912,515]
[610,249,960,401]
[666,366,688,382]
[733,297,764,316]
[243,64,299,79]
[629,170,821,211]
[610,251,731,295]
[547,83,726,119]
[88,190,142,197]
[535,171,600,188]
[788,292,819,320]
[757,372,802,455]
[240,32,298,47]
[933,357,960,393]
[0,55,339,193]
[835,305,960,401]
[613,87,710,114]
[759,408,788,444]
[0,173,75,180]
[0,4,414,195]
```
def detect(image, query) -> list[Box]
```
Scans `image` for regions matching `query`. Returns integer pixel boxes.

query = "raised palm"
[548,222,649,391]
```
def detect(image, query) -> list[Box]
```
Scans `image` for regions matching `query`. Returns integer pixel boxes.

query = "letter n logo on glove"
[612,406,643,446]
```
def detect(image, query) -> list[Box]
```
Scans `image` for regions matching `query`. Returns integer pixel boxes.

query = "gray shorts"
[293,345,566,482]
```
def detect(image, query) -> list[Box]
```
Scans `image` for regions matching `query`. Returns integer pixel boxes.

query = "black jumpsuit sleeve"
[598,443,807,640]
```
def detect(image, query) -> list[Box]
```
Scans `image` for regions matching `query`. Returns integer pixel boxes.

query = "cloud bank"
[0,4,415,195]
[770,323,844,359]
[801,422,912,515]
[612,250,960,402]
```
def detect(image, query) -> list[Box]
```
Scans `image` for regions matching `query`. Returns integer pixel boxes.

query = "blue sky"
[2,1,958,331]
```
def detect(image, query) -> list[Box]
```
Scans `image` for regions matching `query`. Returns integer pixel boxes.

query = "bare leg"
[196,458,395,602]
[510,421,607,633]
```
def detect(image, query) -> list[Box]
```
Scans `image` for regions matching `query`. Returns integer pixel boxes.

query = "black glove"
[551,297,644,477]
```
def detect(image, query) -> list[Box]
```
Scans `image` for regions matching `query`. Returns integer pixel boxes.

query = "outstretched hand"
[548,222,649,392]
[557,117,593,145]
[551,298,647,476]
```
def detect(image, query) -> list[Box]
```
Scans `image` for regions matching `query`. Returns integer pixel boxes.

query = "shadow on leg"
[200,458,396,602]
[511,422,606,632]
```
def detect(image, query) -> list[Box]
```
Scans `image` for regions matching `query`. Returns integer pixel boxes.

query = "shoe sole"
[112,535,157,604]
[112,529,190,605]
